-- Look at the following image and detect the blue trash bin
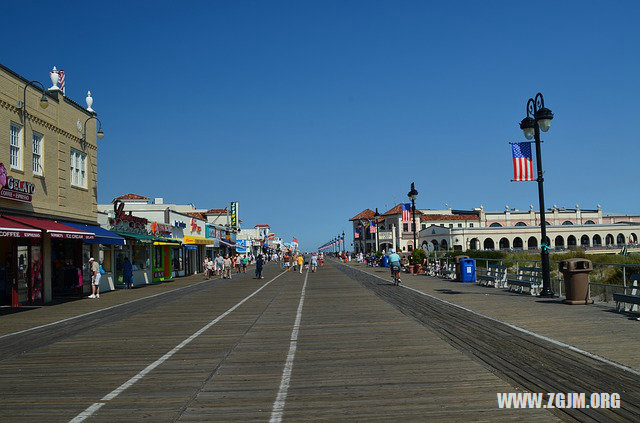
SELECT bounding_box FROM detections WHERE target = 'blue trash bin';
[460,258,476,282]
[383,256,389,267]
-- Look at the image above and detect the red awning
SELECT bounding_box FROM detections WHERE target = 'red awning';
[3,215,95,240]
[0,217,42,239]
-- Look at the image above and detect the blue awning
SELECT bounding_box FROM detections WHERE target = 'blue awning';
[62,222,125,246]
[184,245,198,251]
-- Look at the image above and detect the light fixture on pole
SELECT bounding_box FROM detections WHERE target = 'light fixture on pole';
[342,231,345,253]
[82,115,105,148]
[519,92,554,297]
[407,182,419,252]
[17,80,49,121]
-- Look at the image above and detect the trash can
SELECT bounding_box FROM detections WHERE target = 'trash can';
[460,258,476,282]
[383,256,389,268]
[454,255,469,282]
[559,258,594,305]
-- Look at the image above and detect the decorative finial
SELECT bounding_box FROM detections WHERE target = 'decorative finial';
[576,204,580,210]
[49,66,59,91]
[529,204,534,211]
[597,203,602,210]
[505,204,509,211]
[86,91,94,112]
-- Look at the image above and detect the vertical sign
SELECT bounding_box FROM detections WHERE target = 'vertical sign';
[230,201,238,228]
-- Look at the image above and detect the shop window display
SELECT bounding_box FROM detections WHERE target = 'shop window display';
[132,245,149,270]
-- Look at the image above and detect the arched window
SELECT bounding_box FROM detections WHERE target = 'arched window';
[440,239,448,250]
[499,237,510,250]
[431,240,439,251]
[567,235,577,247]
[585,220,596,225]
[407,244,414,251]
[580,235,590,247]
[592,235,602,246]
[527,236,538,249]
[513,237,523,249]
[605,234,614,246]
[555,236,565,248]
[484,238,495,250]
[470,238,480,250]
[562,221,574,225]
[515,222,527,226]
[632,233,638,244]
[617,233,626,245]
[490,222,502,227]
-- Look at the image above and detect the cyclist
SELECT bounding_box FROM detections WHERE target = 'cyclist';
[388,248,402,285]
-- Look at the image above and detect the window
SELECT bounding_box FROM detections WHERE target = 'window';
[470,223,474,227]
[70,148,87,187]
[32,132,43,175]
[449,224,453,228]
[458,224,462,227]
[421,224,426,230]
[403,223,408,232]
[132,245,149,269]
[10,122,23,170]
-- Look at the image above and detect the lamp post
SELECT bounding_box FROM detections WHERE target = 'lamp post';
[82,115,105,147]
[407,182,418,252]
[374,208,380,252]
[519,92,554,297]
[342,231,345,253]
[17,80,49,121]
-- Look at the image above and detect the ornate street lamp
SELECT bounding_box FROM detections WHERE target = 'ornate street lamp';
[17,80,49,120]
[407,182,418,252]
[82,115,105,148]
[519,92,554,297]
[341,231,345,253]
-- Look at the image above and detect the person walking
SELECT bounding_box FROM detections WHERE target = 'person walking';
[255,254,264,279]
[234,255,241,273]
[241,255,248,273]
[215,254,224,277]
[88,258,101,299]
[123,257,134,289]
[223,255,232,279]
[311,253,318,273]
[289,253,296,272]
[296,254,304,274]
[206,257,214,280]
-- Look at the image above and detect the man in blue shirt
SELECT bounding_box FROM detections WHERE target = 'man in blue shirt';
[388,249,402,284]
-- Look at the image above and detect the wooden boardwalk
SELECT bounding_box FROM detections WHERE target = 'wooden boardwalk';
[1,259,614,421]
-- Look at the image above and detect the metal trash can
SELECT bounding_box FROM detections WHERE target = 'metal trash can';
[559,258,594,305]
[454,255,469,281]
[460,258,476,282]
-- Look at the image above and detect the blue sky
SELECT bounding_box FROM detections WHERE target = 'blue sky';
[4,1,640,250]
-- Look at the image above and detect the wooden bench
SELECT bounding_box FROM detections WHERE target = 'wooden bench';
[507,266,543,296]
[477,264,508,288]
[613,276,640,313]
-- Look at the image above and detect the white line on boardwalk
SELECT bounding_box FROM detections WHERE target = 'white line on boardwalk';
[69,270,287,423]
[0,279,214,340]
[348,262,640,378]
[270,267,309,423]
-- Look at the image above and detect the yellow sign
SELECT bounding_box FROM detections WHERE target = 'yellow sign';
[183,236,210,245]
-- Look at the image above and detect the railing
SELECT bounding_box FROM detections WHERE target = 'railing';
[426,255,640,304]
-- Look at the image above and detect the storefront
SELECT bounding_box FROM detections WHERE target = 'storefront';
[183,236,208,275]
[0,215,95,305]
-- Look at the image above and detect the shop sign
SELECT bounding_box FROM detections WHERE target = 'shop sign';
[230,201,238,227]
[50,232,95,240]
[0,163,35,203]
[151,222,172,236]
[0,230,41,238]
[174,220,187,228]
[190,218,202,234]
[109,200,149,233]
[378,231,393,240]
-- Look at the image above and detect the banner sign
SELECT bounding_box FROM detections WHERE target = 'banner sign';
[236,239,247,253]
[230,202,238,227]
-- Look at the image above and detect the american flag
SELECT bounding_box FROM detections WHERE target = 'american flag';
[402,203,411,222]
[354,230,360,239]
[58,70,65,94]
[512,142,534,181]
[369,221,376,233]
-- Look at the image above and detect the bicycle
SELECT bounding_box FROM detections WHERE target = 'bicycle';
[391,264,401,286]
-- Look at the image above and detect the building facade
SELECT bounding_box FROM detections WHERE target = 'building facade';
[0,64,104,306]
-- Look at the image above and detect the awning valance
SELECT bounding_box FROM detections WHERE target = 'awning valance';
[4,215,95,240]
[62,222,125,246]
[0,217,42,239]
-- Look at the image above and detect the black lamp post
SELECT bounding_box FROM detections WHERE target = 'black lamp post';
[342,231,345,253]
[17,81,49,120]
[519,92,554,297]
[82,115,105,148]
[373,208,380,252]
[407,182,418,252]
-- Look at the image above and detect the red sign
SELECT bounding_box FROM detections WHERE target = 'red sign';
[111,200,148,229]
[50,232,95,240]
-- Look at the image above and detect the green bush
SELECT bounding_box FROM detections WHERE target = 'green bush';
[411,249,426,264]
